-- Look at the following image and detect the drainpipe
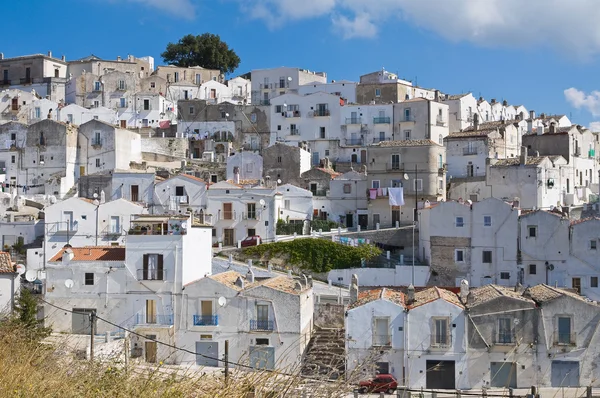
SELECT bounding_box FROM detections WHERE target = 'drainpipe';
[427,100,431,140]
[404,308,409,387]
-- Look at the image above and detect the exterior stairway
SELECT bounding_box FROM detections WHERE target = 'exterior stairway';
[301,326,346,380]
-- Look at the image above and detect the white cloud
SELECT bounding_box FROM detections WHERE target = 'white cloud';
[109,0,196,19]
[241,0,600,57]
[564,87,600,117]
[589,121,600,131]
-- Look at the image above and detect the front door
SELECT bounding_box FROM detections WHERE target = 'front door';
[120,120,127,128]
[223,229,234,246]
[392,207,401,226]
[131,185,139,202]
[490,362,517,388]
[146,299,156,324]
[80,166,85,177]
[426,360,455,389]
[360,150,367,164]
[145,341,157,363]
[551,361,580,387]
[110,216,120,234]
[71,308,95,334]
[358,214,368,229]
[572,278,581,294]
[249,346,275,370]
[345,213,353,228]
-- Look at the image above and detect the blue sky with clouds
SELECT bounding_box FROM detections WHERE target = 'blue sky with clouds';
[3,0,600,129]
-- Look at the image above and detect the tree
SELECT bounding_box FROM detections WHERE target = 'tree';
[12,289,50,341]
[161,33,241,75]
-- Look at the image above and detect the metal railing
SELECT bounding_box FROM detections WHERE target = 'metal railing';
[193,315,218,326]
[366,188,389,199]
[372,334,392,347]
[101,225,124,238]
[173,195,188,204]
[137,268,166,281]
[463,148,477,156]
[400,115,416,122]
[436,117,446,126]
[345,138,364,146]
[135,314,173,326]
[554,332,576,346]
[386,162,404,171]
[194,214,214,226]
[50,222,78,234]
[373,137,391,143]
[242,211,261,221]
[345,117,362,124]
[91,138,102,147]
[373,116,391,124]
[128,227,187,236]
[250,320,274,331]
[258,100,270,106]
[285,111,301,118]
[312,189,328,197]
[219,210,237,221]
[313,109,330,117]
[290,129,300,136]
[493,331,516,345]
[430,333,452,348]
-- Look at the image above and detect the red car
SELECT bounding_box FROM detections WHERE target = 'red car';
[240,235,261,247]
[358,374,398,394]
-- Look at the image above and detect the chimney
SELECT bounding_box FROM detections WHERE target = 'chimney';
[473,113,479,131]
[287,270,292,277]
[62,248,74,264]
[529,110,535,120]
[61,55,66,61]
[349,274,359,304]
[235,276,245,289]
[512,198,520,209]
[535,151,540,157]
[0,53,4,60]
[307,275,313,288]
[117,56,122,61]
[515,113,521,121]
[520,147,528,165]
[540,113,546,119]
[491,98,496,104]
[502,100,508,106]
[479,96,484,102]
[549,122,556,134]
[460,279,469,302]
[47,50,52,57]
[407,284,415,304]
[537,125,544,136]
[246,269,255,283]
[434,90,440,102]
[294,281,303,292]
[233,166,240,184]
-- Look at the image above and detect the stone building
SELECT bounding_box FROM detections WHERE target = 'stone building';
[262,143,312,186]
[153,65,221,85]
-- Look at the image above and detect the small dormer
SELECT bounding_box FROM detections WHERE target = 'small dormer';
[235,276,245,289]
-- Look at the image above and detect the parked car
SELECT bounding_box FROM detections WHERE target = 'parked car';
[240,235,261,247]
[358,374,398,394]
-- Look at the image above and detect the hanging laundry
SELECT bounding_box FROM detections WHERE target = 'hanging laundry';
[369,188,377,200]
[382,187,388,196]
[388,187,405,206]
[377,187,383,197]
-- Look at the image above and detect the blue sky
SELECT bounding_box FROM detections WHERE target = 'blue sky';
[3,0,600,129]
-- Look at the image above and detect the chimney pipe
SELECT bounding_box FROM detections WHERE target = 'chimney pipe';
[473,113,479,131]
[349,274,359,304]
[502,100,508,106]
[520,146,528,165]
[537,125,544,136]
[0,53,4,60]
[529,110,535,120]
[117,56,122,61]
[491,98,496,104]
[61,55,66,61]
[47,50,52,57]
[407,284,415,304]
[460,280,469,302]
[540,113,546,119]
[549,122,556,134]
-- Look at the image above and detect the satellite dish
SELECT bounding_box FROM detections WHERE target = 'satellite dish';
[181,222,187,229]
[277,179,282,184]
[547,263,555,271]
[513,319,520,325]
[25,270,37,282]
[16,264,26,275]
[64,279,74,289]
[403,173,409,180]
[287,76,292,81]
[259,199,266,206]
[218,296,227,307]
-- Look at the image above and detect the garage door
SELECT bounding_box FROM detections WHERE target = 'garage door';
[249,346,275,370]
[490,362,517,388]
[71,308,95,334]
[426,360,455,389]
[551,361,580,387]
[195,341,219,367]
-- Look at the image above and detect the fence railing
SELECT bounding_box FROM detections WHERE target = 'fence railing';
[250,320,274,331]
[135,314,173,326]
[372,334,392,347]
[137,268,166,281]
[193,315,218,326]
[373,116,391,124]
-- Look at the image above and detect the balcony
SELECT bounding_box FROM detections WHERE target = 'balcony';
[258,100,270,106]
[173,195,188,204]
[386,162,405,171]
[344,138,364,146]
[373,137,391,144]
[430,333,452,348]
[128,216,189,236]
[242,211,261,221]
[193,315,218,326]
[250,320,274,331]
[436,116,446,127]
[373,117,391,124]
[91,138,102,147]
[51,222,78,235]
[101,225,124,239]
[463,147,477,156]
[137,268,166,281]
[311,189,328,197]
[285,111,301,118]
[493,331,516,345]
[554,332,576,346]
[193,213,214,226]
[345,117,362,124]
[400,115,416,122]
[372,334,392,347]
[219,210,237,221]
[313,109,330,117]
[290,129,300,136]
[129,226,187,235]
[135,314,173,326]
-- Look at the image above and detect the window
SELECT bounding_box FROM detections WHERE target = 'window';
[11,155,15,164]
[143,254,164,280]
[373,214,380,225]
[95,158,101,168]
[39,155,44,164]
[94,81,101,91]
[413,179,422,192]
[497,318,513,344]
[256,338,269,345]
[591,240,597,250]
[39,131,45,146]
[325,150,330,156]
[284,200,290,210]
[93,100,99,108]
[404,130,411,140]
[482,250,492,263]
[500,272,510,280]
[195,74,201,84]
[455,217,464,227]
[247,203,256,219]
[528,226,537,238]
[84,273,94,286]
[34,107,41,119]
[175,186,184,196]
[150,82,156,88]
[432,317,450,347]
[67,114,73,123]
[557,317,572,345]
[212,228,216,237]
[319,127,326,139]
[143,99,150,110]
[120,98,126,108]
[591,276,598,288]
[375,88,381,97]
[277,156,282,163]
[483,216,492,227]
[118,80,126,90]
[404,108,411,121]
[455,249,464,262]
[529,264,537,275]
[372,180,380,189]
[174,72,179,82]
[189,106,194,115]
[343,184,352,194]
[275,105,282,113]
[391,154,401,170]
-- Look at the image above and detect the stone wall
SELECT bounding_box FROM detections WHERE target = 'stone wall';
[313,303,345,328]
[428,236,471,286]
[141,137,188,160]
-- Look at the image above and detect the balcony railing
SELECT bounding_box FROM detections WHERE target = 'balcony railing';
[493,331,516,345]
[0,79,10,86]
[312,189,328,197]
[463,148,477,156]
[193,315,218,326]
[242,211,261,221]
[372,334,392,347]
[173,195,188,204]
[285,111,301,118]
[50,222,78,234]
[250,320,274,331]
[400,116,416,122]
[128,227,187,236]
[101,225,124,238]
[345,117,362,124]
[219,210,237,221]
[313,109,330,117]
[259,100,270,106]
[135,313,173,326]
[91,139,102,147]
[430,333,452,348]
[137,268,166,281]
[386,162,405,171]
[345,138,364,146]
[554,332,576,346]
[194,213,214,226]
[373,137,391,143]
[373,117,391,124]
[436,117,446,126]
[290,129,300,136]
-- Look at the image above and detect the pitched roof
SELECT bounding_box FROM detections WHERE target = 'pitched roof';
[255,275,310,295]
[409,286,463,309]
[491,156,549,167]
[570,216,600,226]
[467,285,535,308]
[0,252,15,273]
[312,168,341,178]
[375,139,441,147]
[49,247,125,262]
[525,284,593,304]
[208,270,251,291]
[348,288,405,310]
[443,93,470,100]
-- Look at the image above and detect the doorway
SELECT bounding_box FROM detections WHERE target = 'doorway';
[392,207,400,226]
[345,213,353,228]
[120,120,127,128]
[145,340,157,363]
[358,214,368,229]
[223,229,234,246]
[425,360,455,389]
[71,308,95,334]
[551,361,579,387]
[146,299,157,324]
[79,166,85,177]
[131,185,139,202]
[360,150,367,164]
[490,362,517,388]
[572,278,581,294]
[196,341,218,366]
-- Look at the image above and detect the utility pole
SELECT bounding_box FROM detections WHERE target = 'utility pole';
[224,339,229,385]
[89,311,97,361]
[124,331,129,372]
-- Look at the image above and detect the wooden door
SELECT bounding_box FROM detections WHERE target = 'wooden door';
[146,300,156,324]
[131,185,139,202]
[79,166,85,176]
[145,341,157,363]
[223,229,234,246]
[223,203,233,220]
[120,120,127,128]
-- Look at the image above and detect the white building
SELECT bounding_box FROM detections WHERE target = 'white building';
[0,89,36,124]
[0,251,18,313]
[151,174,207,215]
[313,169,368,228]
[57,104,117,126]
[298,80,357,104]
[19,98,58,124]
[117,93,176,129]
[340,104,393,156]
[226,76,251,104]
[251,67,327,105]
[393,98,450,145]
[277,184,313,224]
[226,151,263,181]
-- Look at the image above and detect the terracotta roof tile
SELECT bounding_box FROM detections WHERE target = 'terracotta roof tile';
[255,275,310,295]
[491,156,548,167]
[409,286,463,309]
[348,288,405,310]
[467,285,535,308]
[375,139,442,147]
[0,252,15,273]
[49,247,125,262]
[178,174,206,184]
[208,270,251,291]
[525,284,593,304]
[570,217,600,226]
[314,168,341,177]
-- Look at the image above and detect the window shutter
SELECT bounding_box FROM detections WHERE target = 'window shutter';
[143,254,148,280]
[157,254,164,280]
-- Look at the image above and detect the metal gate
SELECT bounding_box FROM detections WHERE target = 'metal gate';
[490,362,517,388]
[551,361,580,387]
[71,308,95,334]
[249,346,275,370]
[196,341,219,367]
[426,360,455,389]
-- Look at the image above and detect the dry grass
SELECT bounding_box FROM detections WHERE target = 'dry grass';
[0,324,357,398]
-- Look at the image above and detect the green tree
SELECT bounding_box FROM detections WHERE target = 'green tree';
[161,33,241,75]
[12,289,50,340]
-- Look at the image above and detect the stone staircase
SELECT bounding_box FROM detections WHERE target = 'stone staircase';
[301,326,346,380]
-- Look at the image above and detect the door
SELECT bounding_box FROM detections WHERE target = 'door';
[361,150,367,164]
[79,166,85,177]
[146,299,156,324]
[120,120,127,128]
[130,185,139,202]
[142,119,149,127]
[71,309,95,334]
[351,153,358,163]
[392,208,401,226]
[312,151,320,166]
[110,216,120,234]
[350,111,357,123]
[374,318,389,346]
[63,211,74,231]
[572,278,581,294]
[195,341,219,366]
[223,229,234,246]
[201,300,213,319]
[145,341,157,363]
[345,213,353,228]
[490,362,517,388]
[358,214,368,230]
[249,346,275,370]
[551,361,580,387]
[425,360,455,389]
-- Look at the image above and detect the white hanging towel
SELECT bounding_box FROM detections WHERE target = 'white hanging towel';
[388,187,405,206]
